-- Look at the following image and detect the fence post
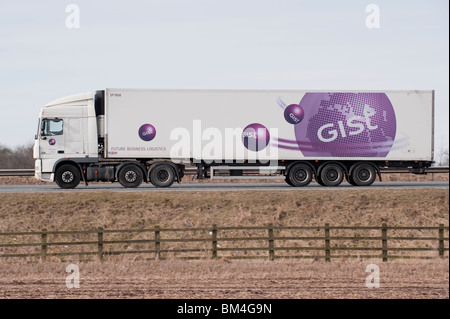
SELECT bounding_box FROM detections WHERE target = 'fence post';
[41,229,47,262]
[268,224,275,261]
[97,227,104,262]
[439,224,445,258]
[211,225,217,259]
[382,223,388,262]
[324,224,331,262]
[155,226,161,260]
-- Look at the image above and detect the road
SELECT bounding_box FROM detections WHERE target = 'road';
[0,181,448,193]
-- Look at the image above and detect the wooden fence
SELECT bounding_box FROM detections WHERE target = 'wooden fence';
[0,224,448,262]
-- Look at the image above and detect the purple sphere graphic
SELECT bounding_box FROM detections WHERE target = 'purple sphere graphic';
[138,124,156,142]
[294,93,396,157]
[284,104,304,125]
[49,139,56,146]
[242,123,270,151]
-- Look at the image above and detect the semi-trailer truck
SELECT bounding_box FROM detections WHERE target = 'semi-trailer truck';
[33,89,434,189]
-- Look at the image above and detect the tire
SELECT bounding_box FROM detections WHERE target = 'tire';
[351,163,377,186]
[346,174,358,186]
[150,164,176,188]
[285,176,294,186]
[118,164,143,188]
[287,163,313,187]
[55,164,81,189]
[319,163,344,187]
[316,174,326,186]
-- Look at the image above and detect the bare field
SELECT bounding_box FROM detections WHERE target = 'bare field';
[0,260,448,299]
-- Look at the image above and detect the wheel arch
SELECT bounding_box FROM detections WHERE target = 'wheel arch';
[53,159,84,183]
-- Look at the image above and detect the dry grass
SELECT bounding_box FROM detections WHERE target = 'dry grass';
[0,259,448,299]
[0,189,448,232]
[0,189,448,261]
[0,188,448,299]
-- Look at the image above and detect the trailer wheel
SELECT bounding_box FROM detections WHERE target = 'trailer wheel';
[55,164,81,189]
[284,176,294,186]
[351,163,377,186]
[346,174,358,186]
[118,164,143,188]
[150,164,176,188]
[287,163,313,187]
[315,174,325,186]
[319,163,344,187]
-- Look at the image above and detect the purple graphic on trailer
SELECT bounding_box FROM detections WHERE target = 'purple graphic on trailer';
[49,139,56,146]
[138,124,156,142]
[276,93,397,157]
[284,104,305,125]
[242,123,270,151]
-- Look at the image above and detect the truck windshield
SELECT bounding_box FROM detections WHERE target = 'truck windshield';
[41,119,63,136]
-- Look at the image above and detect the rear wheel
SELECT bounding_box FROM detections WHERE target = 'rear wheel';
[55,164,81,189]
[150,164,176,188]
[287,163,313,187]
[319,163,344,187]
[118,164,143,188]
[284,176,294,186]
[346,174,358,186]
[351,163,377,186]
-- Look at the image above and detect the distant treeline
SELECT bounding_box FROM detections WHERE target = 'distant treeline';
[0,144,34,169]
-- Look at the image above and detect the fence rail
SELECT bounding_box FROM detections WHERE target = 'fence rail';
[0,224,448,262]
[0,167,449,177]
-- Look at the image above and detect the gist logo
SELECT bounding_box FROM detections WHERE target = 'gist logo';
[138,124,156,142]
[242,123,270,152]
[294,93,397,157]
[317,104,378,143]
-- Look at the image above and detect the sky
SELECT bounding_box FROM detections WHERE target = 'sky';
[0,0,448,160]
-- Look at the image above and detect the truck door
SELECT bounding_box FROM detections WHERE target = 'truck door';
[39,118,65,158]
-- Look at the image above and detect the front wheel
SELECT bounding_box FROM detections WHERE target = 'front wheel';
[55,164,81,189]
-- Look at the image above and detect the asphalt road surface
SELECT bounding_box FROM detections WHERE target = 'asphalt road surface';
[0,181,448,193]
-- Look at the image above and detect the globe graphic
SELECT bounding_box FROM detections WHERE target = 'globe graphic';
[242,123,270,152]
[138,123,156,142]
[294,93,396,157]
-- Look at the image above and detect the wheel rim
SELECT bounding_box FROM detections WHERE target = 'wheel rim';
[294,169,307,182]
[125,171,137,183]
[62,171,74,183]
[357,168,371,181]
[325,169,339,182]
[156,169,169,182]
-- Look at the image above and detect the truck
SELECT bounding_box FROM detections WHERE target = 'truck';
[33,89,434,189]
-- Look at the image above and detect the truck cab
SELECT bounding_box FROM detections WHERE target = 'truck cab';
[33,92,98,184]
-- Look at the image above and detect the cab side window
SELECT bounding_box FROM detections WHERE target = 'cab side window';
[42,119,63,136]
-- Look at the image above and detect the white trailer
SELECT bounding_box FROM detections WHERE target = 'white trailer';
[33,89,434,188]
